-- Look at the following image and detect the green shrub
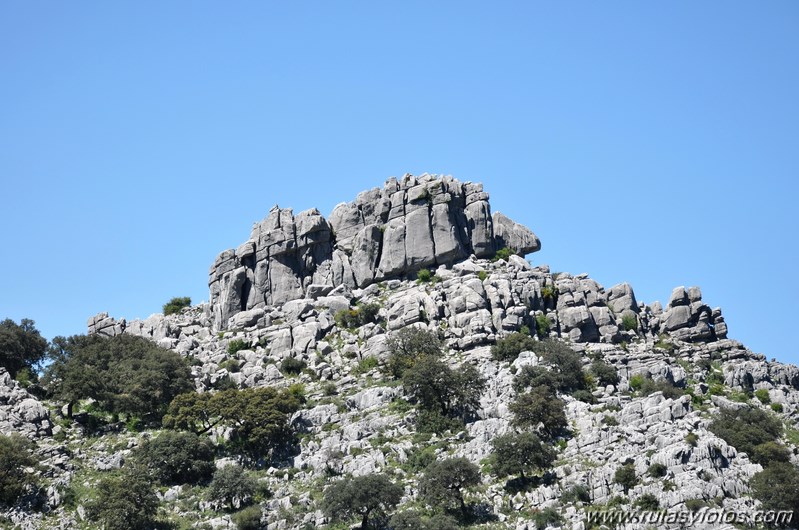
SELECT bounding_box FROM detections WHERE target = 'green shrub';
[492,246,513,262]
[419,458,481,521]
[535,313,550,338]
[0,434,38,506]
[634,493,660,510]
[390,510,459,530]
[417,269,433,283]
[629,374,645,391]
[0,318,47,379]
[489,432,556,480]
[220,359,241,373]
[353,356,379,375]
[531,507,562,528]
[708,406,782,462]
[415,409,464,434]
[477,270,488,282]
[621,314,639,332]
[531,339,587,393]
[752,441,791,465]
[685,433,699,447]
[614,463,638,493]
[561,484,591,504]
[131,431,214,485]
[591,360,620,387]
[603,415,619,426]
[491,332,536,362]
[509,386,567,441]
[749,464,799,519]
[88,467,159,530]
[755,389,771,405]
[647,462,668,478]
[630,374,683,399]
[280,357,306,376]
[163,296,191,315]
[227,339,248,355]
[232,505,263,530]
[321,473,403,529]
[684,498,709,512]
[334,303,381,329]
[771,403,784,413]
[385,327,443,379]
[208,465,257,511]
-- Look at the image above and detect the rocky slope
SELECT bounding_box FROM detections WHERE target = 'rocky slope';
[3,174,799,530]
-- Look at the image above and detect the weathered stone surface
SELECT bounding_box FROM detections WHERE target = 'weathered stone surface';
[209,175,540,329]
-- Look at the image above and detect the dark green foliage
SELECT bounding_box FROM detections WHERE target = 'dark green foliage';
[620,314,638,332]
[45,334,192,421]
[708,407,782,463]
[385,327,444,379]
[208,465,257,511]
[163,296,192,315]
[749,465,799,522]
[561,484,591,504]
[389,511,459,530]
[415,409,465,435]
[401,356,485,423]
[491,332,536,362]
[88,467,159,530]
[334,303,381,329]
[647,462,668,478]
[509,386,568,441]
[490,432,555,480]
[614,464,638,493]
[685,432,699,447]
[417,269,433,283]
[131,431,214,485]
[535,313,550,339]
[164,387,300,461]
[755,388,771,404]
[634,493,659,510]
[492,247,512,262]
[684,498,709,512]
[0,434,38,506]
[280,357,306,376]
[531,507,561,529]
[531,339,586,393]
[227,339,248,355]
[631,375,684,399]
[232,505,263,530]
[591,360,620,387]
[512,365,558,394]
[419,457,481,520]
[752,441,791,465]
[321,473,403,529]
[0,318,47,379]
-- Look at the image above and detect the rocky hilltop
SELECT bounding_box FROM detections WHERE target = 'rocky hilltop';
[4,175,799,530]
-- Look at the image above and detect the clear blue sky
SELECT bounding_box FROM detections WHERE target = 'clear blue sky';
[1,2,797,364]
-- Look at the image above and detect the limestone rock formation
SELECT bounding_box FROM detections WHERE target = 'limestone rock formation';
[208,174,540,330]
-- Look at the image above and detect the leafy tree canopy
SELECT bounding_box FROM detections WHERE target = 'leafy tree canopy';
[419,457,481,520]
[386,327,444,379]
[708,406,783,463]
[509,386,568,441]
[490,431,556,480]
[88,467,159,530]
[163,296,192,315]
[0,318,48,379]
[131,430,215,485]
[321,473,403,529]
[0,434,38,506]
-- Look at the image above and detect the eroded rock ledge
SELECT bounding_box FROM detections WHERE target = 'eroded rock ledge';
[208,174,540,330]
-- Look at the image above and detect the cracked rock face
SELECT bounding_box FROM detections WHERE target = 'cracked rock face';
[208,174,540,330]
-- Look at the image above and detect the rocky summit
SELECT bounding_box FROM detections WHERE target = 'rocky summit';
[4,174,799,530]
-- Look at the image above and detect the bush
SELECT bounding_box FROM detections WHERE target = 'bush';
[88,467,159,530]
[531,507,562,528]
[752,441,791,465]
[228,339,248,355]
[490,432,555,480]
[45,334,193,421]
[561,484,591,504]
[163,296,191,315]
[419,458,481,521]
[513,365,558,394]
[415,409,464,434]
[280,357,306,376]
[614,463,638,493]
[755,388,771,404]
[493,246,513,262]
[390,511,459,530]
[531,339,586,393]
[535,313,550,338]
[771,403,784,413]
[417,269,433,283]
[647,462,668,478]
[354,356,379,375]
[386,327,443,379]
[401,356,485,422]
[749,464,799,520]
[591,360,620,387]
[685,433,699,447]
[621,314,639,332]
[510,386,568,441]
[232,505,263,530]
[630,375,683,399]
[491,332,536,362]
[321,473,403,529]
[0,434,38,506]
[708,406,782,463]
[0,318,47,379]
[208,465,257,511]
[334,303,381,330]
[131,431,215,485]
[634,493,660,510]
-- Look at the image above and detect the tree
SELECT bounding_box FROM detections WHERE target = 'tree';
[708,406,783,462]
[386,327,444,379]
[164,387,301,462]
[512,365,558,394]
[490,432,556,480]
[321,473,403,529]
[0,318,48,379]
[208,464,257,511]
[45,334,192,421]
[419,458,481,520]
[0,434,38,506]
[401,357,485,427]
[163,296,192,315]
[491,332,536,362]
[509,386,568,441]
[532,339,586,393]
[749,464,799,521]
[614,463,638,493]
[591,359,620,387]
[131,430,215,485]
[88,467,159,530]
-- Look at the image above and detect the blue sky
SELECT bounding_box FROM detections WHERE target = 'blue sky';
[1,2,797,364]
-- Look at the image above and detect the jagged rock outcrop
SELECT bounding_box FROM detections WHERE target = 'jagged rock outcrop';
[208,174,540,330]
[0,368,51,438]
